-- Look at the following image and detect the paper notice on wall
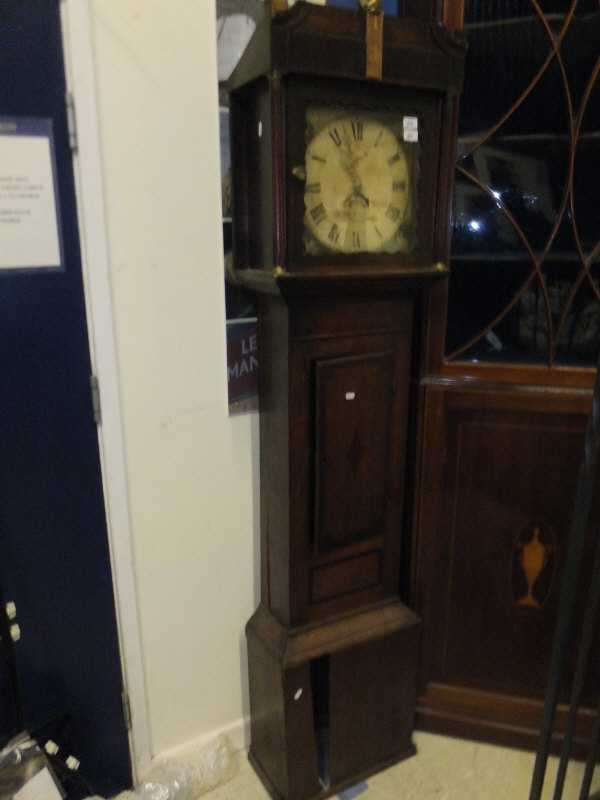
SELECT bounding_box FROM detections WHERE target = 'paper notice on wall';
[0,117,63,271]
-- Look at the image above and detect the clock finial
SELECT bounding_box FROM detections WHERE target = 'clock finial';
[359,0,382,12]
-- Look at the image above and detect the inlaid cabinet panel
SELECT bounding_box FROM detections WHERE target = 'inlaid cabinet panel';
[314,350,395,553]
[413,384,600,748]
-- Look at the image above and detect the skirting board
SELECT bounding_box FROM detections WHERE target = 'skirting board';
[154,716,250,764]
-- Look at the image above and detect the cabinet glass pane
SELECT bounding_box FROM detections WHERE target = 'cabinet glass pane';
[446,0,600,367]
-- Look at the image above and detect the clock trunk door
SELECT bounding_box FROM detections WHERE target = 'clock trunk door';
[313,350,395,552]
[282,293,415,625]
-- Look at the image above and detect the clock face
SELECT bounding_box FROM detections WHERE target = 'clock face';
[303,107,416,256]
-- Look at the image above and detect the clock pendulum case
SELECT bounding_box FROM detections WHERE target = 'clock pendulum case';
[227,3,465,798]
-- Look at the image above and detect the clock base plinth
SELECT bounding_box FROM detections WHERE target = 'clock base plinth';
[247,741,416,800]
[246,600,420,800]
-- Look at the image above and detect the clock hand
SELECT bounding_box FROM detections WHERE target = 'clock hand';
[344,190,370,225]
[339,151,367,198]
[346,158,370,206]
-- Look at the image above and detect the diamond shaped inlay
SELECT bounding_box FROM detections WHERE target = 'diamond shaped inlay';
[346,427,366,474]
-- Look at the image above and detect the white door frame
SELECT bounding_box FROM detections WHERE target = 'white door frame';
[59,0,152,782]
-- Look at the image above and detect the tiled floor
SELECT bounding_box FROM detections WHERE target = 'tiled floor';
[206,731,600,800]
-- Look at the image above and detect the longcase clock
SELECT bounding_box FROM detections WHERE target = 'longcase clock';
[227,3,465,798]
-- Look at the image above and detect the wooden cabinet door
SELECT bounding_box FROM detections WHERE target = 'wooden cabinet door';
[413,385,600,750]
[314,350,395,553]
[288,302,413,625]
[328,628,418,786]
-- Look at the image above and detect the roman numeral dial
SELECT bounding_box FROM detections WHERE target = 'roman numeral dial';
[303,113,412,255]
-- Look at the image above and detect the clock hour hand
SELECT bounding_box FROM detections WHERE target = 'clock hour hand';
[339,151,369,205]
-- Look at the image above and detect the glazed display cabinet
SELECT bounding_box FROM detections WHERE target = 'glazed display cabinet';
[411,0,600,754]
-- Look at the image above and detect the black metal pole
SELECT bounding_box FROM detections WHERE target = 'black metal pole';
[529,353,600,800]
[578,692,600,800]
[552,526,600,800]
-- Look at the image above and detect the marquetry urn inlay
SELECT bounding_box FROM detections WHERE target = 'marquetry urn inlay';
[511,521,556,609]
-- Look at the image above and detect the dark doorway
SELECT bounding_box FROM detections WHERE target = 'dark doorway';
[0,2,133,796]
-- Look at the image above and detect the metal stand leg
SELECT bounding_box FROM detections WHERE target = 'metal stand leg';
[529,354,600,800]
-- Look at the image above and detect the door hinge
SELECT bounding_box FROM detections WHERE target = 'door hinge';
[90,375,102,425]
[65,92,78,152]
[121,692,132,732]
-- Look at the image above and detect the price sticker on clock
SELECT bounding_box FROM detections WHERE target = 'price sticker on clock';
[403,116,419,142]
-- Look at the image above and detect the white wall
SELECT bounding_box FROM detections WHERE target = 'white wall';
[85,0,259,760]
